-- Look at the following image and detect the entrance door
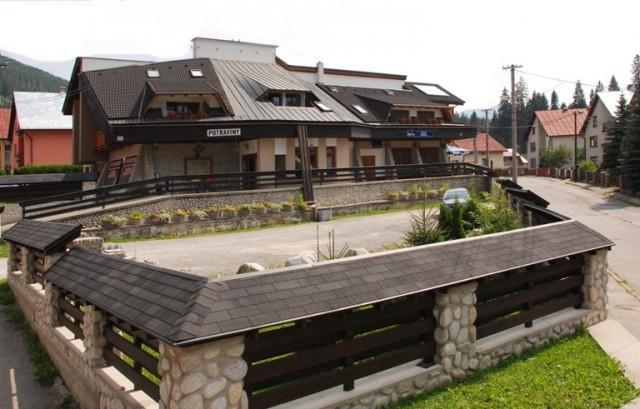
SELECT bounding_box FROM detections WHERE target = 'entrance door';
[420,147,440,164]
[392,148,413,164]
[361,155,376,180]
[241,154,257,189]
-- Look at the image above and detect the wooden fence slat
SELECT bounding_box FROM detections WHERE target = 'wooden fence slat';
[59,314,83,339]
[104,327,160,377]
[59,297,84,322]
[103,349,160,401]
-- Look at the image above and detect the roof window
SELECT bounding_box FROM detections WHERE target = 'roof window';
[147,69,160,78]
[314,101,333,112]
[329,87,340,93]
[190,69,204,78]
[352,104,368,114]
[414,84,448,97]
[385,90,395,95]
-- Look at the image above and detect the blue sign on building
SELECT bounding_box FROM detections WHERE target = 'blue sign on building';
[407,129,434,138]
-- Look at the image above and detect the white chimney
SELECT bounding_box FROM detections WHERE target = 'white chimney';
[191,37,278,63]
[317,61,325,84]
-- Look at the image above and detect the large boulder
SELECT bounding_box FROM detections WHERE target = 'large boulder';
[236,263,266,274]
[285,251,316,267]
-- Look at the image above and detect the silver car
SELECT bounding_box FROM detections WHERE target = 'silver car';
[442,188,470,207]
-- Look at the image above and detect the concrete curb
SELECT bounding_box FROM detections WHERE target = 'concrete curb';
[589,319,640,389]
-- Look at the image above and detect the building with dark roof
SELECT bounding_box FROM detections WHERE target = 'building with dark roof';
[64,38,475,185]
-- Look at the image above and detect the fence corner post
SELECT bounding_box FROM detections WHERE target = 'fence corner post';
[44,282,61,328]
[158,335,248,409]
[6,243,18,276]
[582,249,609,325]
[82,305,106,367]
[434,282,478,380]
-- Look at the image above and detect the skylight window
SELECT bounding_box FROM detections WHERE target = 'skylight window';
[190,69,204,78]
[329,87,340,93]
[314,101,333,112]
[415,84,448,97]
[352,104,368,114]
[385,90,395,95]
[147,69,160,78]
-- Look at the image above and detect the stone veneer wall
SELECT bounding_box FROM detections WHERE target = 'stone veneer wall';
[582,249,609,325]
[7,248,157,409]
[158,336,248,409]
[53,175,489,228]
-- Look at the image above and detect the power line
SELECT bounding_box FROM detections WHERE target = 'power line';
[515,70,599,88]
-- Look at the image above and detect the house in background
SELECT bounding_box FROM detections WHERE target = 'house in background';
[63,38,475,186]
[453,133,506,169]
[8,91,73,169]
[525,108,587,169]
[0,108,10,170]
[503,148,528,169]
[581,90,634,166]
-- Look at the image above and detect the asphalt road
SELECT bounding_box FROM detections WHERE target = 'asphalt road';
[518,176,640,339]
[120,211,416,278]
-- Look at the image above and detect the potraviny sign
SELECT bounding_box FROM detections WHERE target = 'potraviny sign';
[207,128,241,137]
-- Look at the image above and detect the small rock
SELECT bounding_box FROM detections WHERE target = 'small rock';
[179,394,203,409]
[285,251,316,266]
[222,361,248,381]
[236,263,266,274]
[345,248,370,257]
[205,362,220,378]
[203,379,227,399]
[210,397,227,409]
[180,373,206,395]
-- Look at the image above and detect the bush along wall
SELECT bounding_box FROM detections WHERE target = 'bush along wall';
[12,164,84,175]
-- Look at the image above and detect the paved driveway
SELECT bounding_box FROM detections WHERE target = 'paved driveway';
[120,211,415,278]
[519,176,640,339]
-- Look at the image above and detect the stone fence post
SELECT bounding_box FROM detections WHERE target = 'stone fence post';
[582,249,609,325]
[82,305,106,367]
[7,243,18,274]
[433,282,478,380]
[158,335,248,409]
[20,246,34,284]
[44,282,61,328]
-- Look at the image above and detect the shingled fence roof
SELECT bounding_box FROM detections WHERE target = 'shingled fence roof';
[40,219,612,346]
[3,219,81,253]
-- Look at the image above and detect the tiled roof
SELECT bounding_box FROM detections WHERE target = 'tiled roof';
[42,219,613,346]
[535,109,588,137]
[2,219,81,253]
[82,58,233,119]
[46,247,208,341]
[12,92,72,130]
[0,108,10,139]
[454,133,507,152]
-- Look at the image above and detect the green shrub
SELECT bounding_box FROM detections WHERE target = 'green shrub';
[579,159,598,173]
[404,204,445,246]
[539,146,572,168]
[438,203,466,240]
[191,210,208,220]
[13,164,83,175]
[388,192,400,201]
[127,210,145,220]
[479,191,522,234]
[297,201,309,212]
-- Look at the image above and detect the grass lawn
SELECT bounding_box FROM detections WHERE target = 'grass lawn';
[390,330,638,409]
[0,241,8,258]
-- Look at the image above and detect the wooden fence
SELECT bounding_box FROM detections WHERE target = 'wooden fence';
[244,292,436,409]
[475,256,584,339]
[58,289,85,340]
[20,162,491,219]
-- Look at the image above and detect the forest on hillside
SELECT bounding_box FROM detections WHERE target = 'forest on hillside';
[0,54,68,107]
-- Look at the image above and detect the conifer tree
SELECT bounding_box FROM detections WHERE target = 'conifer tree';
[596,81,605,92]
[560,102,567,109]
[602,94,627,173]
[632,54,640,90]
[620,90,640,193]
[589,89,595,105]
[569,80,587,108]
[608,75,620,91]
[551,91,559,110]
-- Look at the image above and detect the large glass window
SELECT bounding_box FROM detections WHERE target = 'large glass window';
[417,111,435,123]
[285,93,301,107]
[268,93,283,106]
[389,110,409,123]
[166,102,200,114]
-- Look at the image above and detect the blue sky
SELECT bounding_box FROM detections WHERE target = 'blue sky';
[1,0,639,110]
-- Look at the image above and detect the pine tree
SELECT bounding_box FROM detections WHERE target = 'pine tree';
[551,91,559,110]
[469,111,479,126]
[493,88,512,146]
[620,91,640,193]
[601,94,627,173]
[596,81,605,92]
[589,89,595,105]
[632,54,640,90]
[608,75,620,91]
[560,102,567,109]
[569,80,587,108]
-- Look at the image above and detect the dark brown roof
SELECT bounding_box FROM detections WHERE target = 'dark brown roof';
[3,219,81,253]
[146,79,221,95]
[81,58,233,119]
[46,247,208,341]
[41,218,611,346]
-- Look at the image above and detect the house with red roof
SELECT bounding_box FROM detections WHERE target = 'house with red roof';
[526,108,587,169]
[453,133,507,169]
[0,108,10,170]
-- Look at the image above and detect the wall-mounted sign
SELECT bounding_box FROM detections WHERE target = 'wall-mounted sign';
[407,129,434,138]
[207,128,241,137]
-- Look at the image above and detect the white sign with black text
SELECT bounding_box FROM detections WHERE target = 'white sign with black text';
[207,128,241,137]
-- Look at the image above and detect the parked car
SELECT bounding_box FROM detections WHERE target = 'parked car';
[442,188,470,207]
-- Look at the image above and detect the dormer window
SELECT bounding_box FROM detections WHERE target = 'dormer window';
[147,69,160,78]
[285,93,301,107]
[267,93,283,106]
[190,69,204,78]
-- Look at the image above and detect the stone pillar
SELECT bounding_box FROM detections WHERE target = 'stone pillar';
[433,282,478,380]
[20,246,34,284]
[44,282,61,327]
[72,237,104,253]
[44,252,65,271]
[158,335,248,409]
[6,242,18,273]
[82,305,106,367]
[582,250,609,325]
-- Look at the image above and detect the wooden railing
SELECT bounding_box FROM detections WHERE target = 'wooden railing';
[58,289,85,340]
[103,315,160,401]
[475,256,584,339]
[244,291,436,409]
[21,162,491,219]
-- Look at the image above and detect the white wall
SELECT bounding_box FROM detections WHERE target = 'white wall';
[584,100,611,165]
[80,57,150,72]
[192,37,277,63]
[293,71,405,90]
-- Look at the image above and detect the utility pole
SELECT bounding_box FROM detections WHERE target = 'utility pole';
[483,109,490,167]
[573,110,580,182]
[473,130,478,164]
[503,64,522,183]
